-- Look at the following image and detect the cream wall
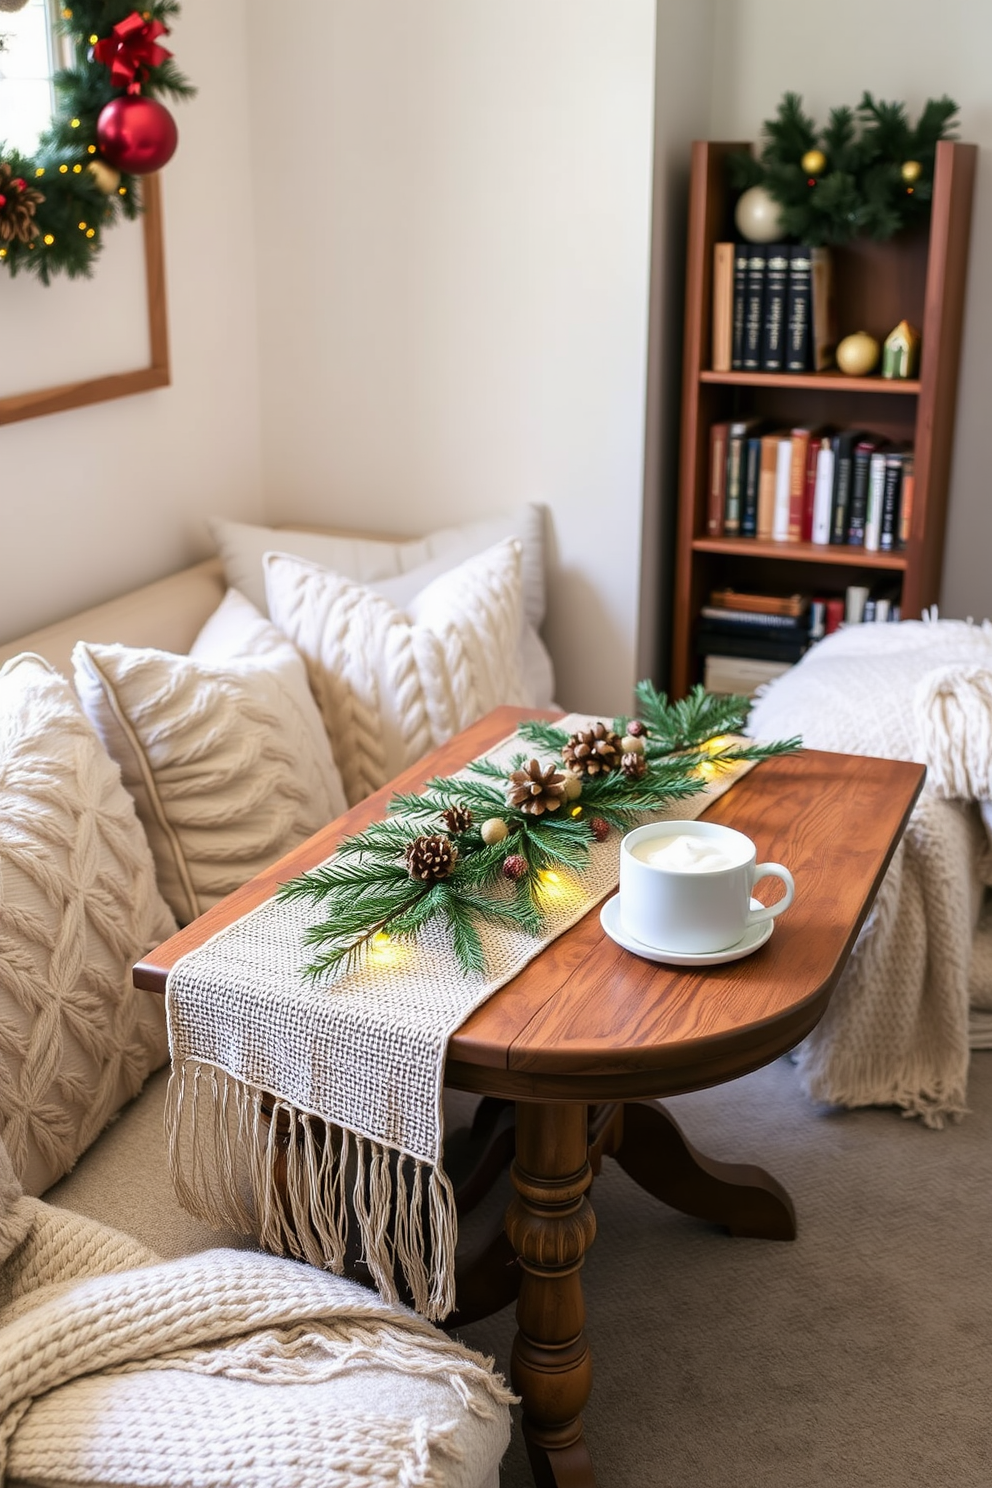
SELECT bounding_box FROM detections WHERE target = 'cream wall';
[0,0,264,644]
[247,0,710,714]
[710,0,992,622]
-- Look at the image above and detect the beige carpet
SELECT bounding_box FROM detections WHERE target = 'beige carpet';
[457,1052,992,1488]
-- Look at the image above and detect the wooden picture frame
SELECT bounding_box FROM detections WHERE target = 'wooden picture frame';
[0,172,170,426]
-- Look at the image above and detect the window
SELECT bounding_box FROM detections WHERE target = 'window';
[0,0,60,156]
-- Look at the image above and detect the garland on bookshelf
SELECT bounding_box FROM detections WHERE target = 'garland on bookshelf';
[706,419,914,553]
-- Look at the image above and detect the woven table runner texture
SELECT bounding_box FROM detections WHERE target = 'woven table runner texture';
[165,717,754,1317]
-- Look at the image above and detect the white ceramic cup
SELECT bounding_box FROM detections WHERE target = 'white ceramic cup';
[618,820,795,955]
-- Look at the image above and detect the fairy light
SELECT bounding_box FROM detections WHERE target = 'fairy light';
[368,932,409,969]
[35,167,45,177]
[43,234,54,245]
[59,164,68,174]
[78,221,87,230]
[87,145,96,154]
[86,228,95,238]
[70,118,80,128]
[89,33,98,43]
[72,164,82,173]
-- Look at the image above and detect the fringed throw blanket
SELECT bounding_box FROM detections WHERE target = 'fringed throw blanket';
[749,618,992,1127]
[166,718,754,1319]
[0,1180,512,1488]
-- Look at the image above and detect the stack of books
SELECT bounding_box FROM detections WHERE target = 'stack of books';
[711,242,836,374]
[706,422,914,550]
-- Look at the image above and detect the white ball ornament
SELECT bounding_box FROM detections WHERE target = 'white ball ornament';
[480,817,509,845]
[734,185,785,244]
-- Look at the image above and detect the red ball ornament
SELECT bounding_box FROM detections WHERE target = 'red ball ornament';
[96,95,178,174]
[589,817,610,843]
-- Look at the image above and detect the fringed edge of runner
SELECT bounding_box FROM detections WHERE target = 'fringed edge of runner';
[165,1059,458,1321]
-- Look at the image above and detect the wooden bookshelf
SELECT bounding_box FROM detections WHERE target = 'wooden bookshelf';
[671,138,977,698]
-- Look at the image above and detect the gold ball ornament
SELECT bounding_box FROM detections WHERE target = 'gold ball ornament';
[801,148,827,176]
[87,159,121,194]
[480,817,509,846]
[561,773,582,801]
[734,185,785,244]
[620,734,645,755]
[901,159,923,184]
[835,331,881,377]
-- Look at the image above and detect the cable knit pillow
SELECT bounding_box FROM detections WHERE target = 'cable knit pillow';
[73,589,348,926]
[265,539,528,806]
[0,654,176,1197]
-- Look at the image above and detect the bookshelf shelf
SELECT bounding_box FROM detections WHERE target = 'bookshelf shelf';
[698,370,922,395]
[671,138,977,697]
[691,537,907,570]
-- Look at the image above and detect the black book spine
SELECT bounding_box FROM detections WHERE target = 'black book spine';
[731,244,749,370]
[695,626,809,663]
[739,435,762,538]
[784,245,811,372]
[846,446,873,546]
[879,454,905,551]
[760,244,789,371]
[742,248,766,371]
[829,435,857,546]
[724,427,746,536]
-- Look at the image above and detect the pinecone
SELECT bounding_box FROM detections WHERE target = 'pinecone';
[562,722,622,778]
[0,165,44,246]
[405,834,457,884]
[440,804,473,834]
[622,750,647,780]
[507,759,566,816]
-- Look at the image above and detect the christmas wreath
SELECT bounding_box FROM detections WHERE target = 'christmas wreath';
[728,91,960,246]
[0,1,193,283]
[279,682,802,978]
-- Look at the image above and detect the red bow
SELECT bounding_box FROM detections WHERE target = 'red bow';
[93,11,172,91]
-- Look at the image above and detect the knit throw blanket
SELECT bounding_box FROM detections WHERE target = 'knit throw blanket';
[0,1185,513,1488]
[165,718,754,1319]
[749,618,992,1128]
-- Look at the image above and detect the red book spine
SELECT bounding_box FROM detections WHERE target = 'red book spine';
[787,429,811,542]
[801,434,821,542]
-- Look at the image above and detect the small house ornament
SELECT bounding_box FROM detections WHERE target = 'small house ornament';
[882,320,921,379]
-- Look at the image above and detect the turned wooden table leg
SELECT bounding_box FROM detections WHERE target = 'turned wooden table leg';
[506,1101,598,1488]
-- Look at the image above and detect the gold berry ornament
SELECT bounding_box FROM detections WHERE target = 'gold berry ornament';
[901,159,923,184]
[835,331,881,377]
[86,159,121,194]
[480,817,509,845]
[561,773,582,802]
[620,734,644,755]
[801,148,827,176]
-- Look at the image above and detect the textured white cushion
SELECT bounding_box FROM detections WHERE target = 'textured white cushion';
[209,508,556,710]
[265,540,529,806]
[0,655,176,1197]
[72,590,348,926]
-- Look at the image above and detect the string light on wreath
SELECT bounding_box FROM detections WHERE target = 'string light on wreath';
[0,1,194,283]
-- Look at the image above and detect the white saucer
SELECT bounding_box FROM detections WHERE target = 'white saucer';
[599,894,774,967]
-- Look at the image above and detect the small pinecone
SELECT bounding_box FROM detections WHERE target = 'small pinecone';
[440,804,473,834]
[0,165,44,245]
[562,722,623,778]
[507,759,567,816]
[589,817,610,843]
[622,750,647,780]
[503,854,529,882]
[405,833,457,884]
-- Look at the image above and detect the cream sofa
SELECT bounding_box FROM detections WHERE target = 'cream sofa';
[0,511,556,1488]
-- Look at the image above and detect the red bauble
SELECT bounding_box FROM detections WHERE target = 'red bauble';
[96,95,178,174]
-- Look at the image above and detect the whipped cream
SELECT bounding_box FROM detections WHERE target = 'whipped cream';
[631,833,743,873]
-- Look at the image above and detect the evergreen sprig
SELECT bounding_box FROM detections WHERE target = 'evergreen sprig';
[279,688,802,980]
[727,90,959,246]
[0,1,194,282]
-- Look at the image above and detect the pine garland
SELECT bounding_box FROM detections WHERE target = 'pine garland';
[728,91,959,246]
[279,683,802,978]
[0,2,194,282]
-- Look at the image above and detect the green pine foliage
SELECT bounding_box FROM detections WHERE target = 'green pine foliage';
[280,691,802,979]
[727,90,959,246]
[0,1,193,282]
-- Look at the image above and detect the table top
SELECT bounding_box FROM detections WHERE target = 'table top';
[134,707,925,1104]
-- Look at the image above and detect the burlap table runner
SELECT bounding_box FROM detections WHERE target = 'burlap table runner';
[166,717,755,1319]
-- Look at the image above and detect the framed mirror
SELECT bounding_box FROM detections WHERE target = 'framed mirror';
[0,1,170,426]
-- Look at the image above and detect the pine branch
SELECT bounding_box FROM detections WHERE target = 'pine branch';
[516,720,571,752]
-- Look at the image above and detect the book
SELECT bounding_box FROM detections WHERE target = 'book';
[810,246,836,370]
[742,246,767,371]
[699,607,807,635]
[771,435,793,542]
[800,428,826,542]
[724,418,761,536]
[756,432,782,539]
[703,654,794,697]
[740,434,763,538]
[731,244,749,370]
[824,597,845,634]
[879,451,906,551]
[708,588,808,617]
[711,242,735,372]
[706,421,730,538]
[808,598,827,640]
[786,426,825,543]
[829,429,866,545]
[695,625,808,664]
[845,585,870,624]
[810,437,835,545]
[898,453,915,547]
[864,450,888,551]
[847,436,886,546]
[784,245,812,372]
[760,244,790,372]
